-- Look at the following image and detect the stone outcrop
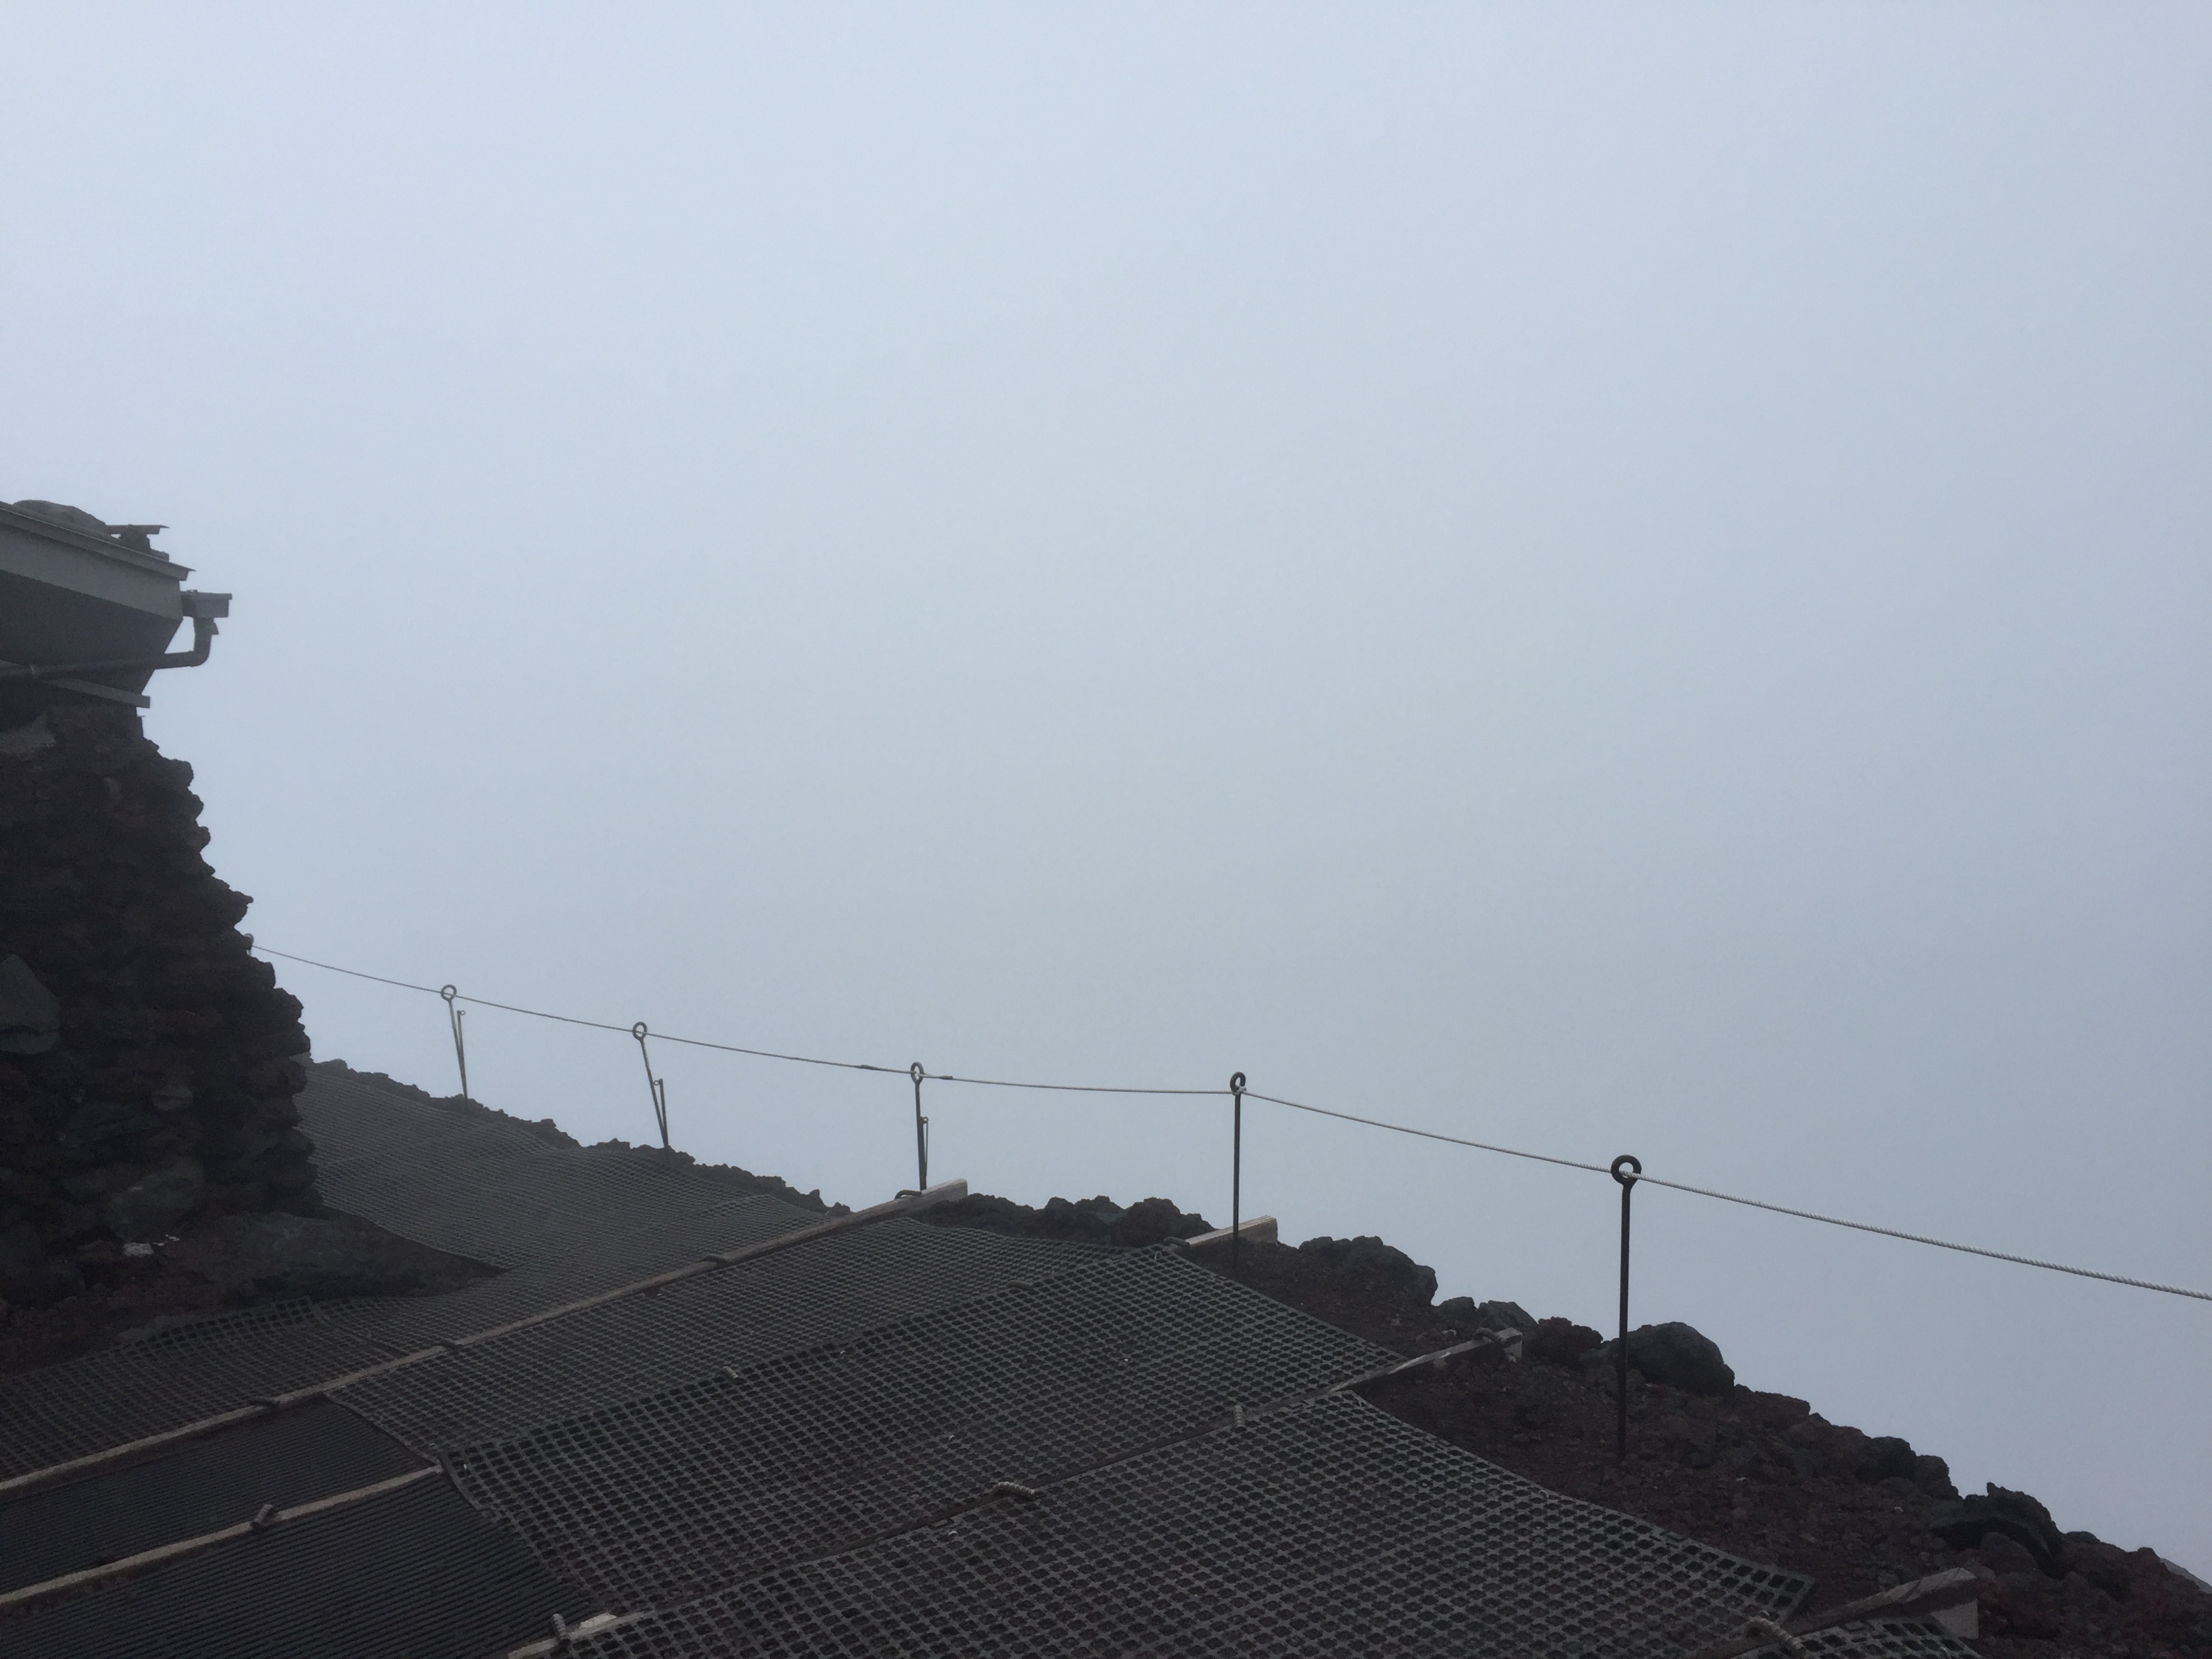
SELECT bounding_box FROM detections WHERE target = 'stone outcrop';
[923,1191,1210,1249]
[1599,1319,1738,1395]
[0,702,316,1307]
[1296,1231,1439,1304]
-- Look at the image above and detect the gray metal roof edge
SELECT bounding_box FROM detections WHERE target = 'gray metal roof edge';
[0,501,192,579]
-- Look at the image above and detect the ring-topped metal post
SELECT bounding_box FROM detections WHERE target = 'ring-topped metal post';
[1612,1153,1641,1465]
[632,1022,671,1155]
[440,985,468,1101]
[1229,1071,1247,1275]
[911,1063,929,1191]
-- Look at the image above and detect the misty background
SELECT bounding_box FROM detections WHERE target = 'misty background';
[5,3,2207,1572]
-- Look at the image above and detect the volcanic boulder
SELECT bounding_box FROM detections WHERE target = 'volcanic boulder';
[1297,1234,1439,1305]
[1599,1320,1736,1395]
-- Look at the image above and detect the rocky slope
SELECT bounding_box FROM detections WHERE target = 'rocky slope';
[310,1061,848,1216]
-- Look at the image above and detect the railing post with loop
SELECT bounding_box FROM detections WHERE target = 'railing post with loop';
[632,1023,672,1156]
[1612,1153,1641,1465]
[440,985,468,1101]
[909,1063,929,1191]
[1229,1071,1246,1276]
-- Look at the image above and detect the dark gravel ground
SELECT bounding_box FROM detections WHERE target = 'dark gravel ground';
[312,1061,851,1216]
[923,1191,2212,1659]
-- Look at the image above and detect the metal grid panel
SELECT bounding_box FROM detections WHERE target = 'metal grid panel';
[1782,1622,1982,1659]
[327,1194,832,1350]
[0,1301,390,1478]
[569,1393,1810,1659]
[337,1219,1119,1453]
[0,1061,1848,1658]
[310,1147,557,1268]
[0,1400,422,1594]
[0,1193,814,1478]
[0,1467,591,1659]
[447,1248,1397,1607]
[0,1211,790,1479]
[0,1214,1098,1480]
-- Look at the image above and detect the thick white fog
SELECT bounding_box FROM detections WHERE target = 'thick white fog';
[4,5,2207,1570]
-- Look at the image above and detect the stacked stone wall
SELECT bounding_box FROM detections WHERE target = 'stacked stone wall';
[0,701,316,1306]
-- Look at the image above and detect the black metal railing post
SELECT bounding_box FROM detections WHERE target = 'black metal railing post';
[911,1063,929,1191]
[632,1022,671,1155]
[1611,1153,1641,1465]
[1229,1071,1246,1275]
[440,985,468,1101]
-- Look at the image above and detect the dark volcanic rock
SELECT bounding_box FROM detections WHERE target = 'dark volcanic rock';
[0,955,60,1054]
[1296,1234,1437,1305]
[102,1155,207,1240]
[922,1191,1212,1249]
[314,1062,586,1152]
[0,1217,83,1307]
[1111,1197,1215,1248]
[1931,1483,2070,1576]
[1600,1321,1735,1395]
[1524,1315,1604,1368]
[0,702,319,1256]
[1914,1452,1959,1500]
[1435,1294,1538,1332]
[310,1061,851,1216]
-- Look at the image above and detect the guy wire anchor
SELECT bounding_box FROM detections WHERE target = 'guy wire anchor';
[910,1063,929,1191]
[1612,1153,1641,1465]
[440,985,468,1101]
[632,1023,672,1157]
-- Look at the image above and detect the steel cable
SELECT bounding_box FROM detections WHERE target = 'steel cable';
[251,947,1218,1094]
[1245,1089,2210,1303]
[251,945,2209,1304]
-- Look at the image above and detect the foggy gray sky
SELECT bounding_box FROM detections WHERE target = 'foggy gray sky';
[6,4,2209,1570]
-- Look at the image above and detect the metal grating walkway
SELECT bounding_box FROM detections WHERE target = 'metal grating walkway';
[336,1218,1116,1454]
[0,1299,390,1478]
[447,1248,1396,1607]
[1782,1626,1984,1659]
[0,1400,421,1596]
[0,1068,1982,1659]
[565,1393,1824,1659]
[0,1465,590,1659]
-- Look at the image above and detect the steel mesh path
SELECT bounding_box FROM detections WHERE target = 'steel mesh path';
[0,1068,1983,1659]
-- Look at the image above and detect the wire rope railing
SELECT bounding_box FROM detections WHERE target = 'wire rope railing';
[249,943,2211,1307]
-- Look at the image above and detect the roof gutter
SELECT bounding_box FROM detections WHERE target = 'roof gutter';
[0,592,229,687]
